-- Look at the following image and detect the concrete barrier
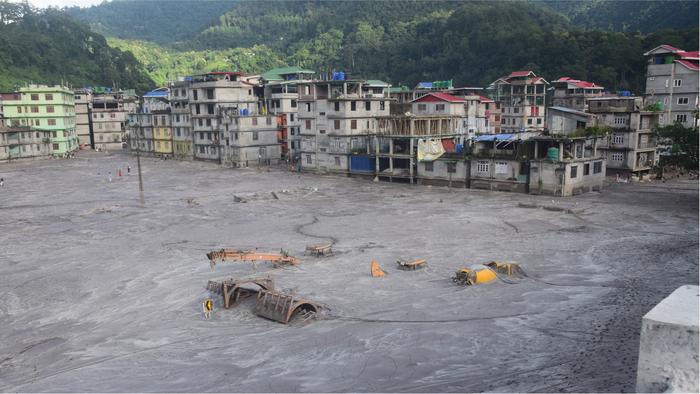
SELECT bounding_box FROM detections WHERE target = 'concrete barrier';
[636,285,699,393]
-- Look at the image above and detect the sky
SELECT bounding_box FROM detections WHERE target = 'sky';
[14,0,105,8]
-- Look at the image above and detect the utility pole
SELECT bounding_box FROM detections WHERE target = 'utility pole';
[134,101,145,206]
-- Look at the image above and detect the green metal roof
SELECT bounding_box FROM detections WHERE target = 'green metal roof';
[389,85,410,93]
[261,66,315,81]
[366,79,390,87]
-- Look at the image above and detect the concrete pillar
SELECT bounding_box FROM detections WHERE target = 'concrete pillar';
[389,138,393,155]
[593,138,598,157]
[558,141,564,161]
[534,141,539,159]
[637,285,699,393]
[409,138,415,184]
[374,135,379,174]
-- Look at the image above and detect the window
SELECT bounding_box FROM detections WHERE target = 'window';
[351,101,357,111]
[47,106,54,113]
[676,114,688,123]
[305,120,311,129]
[611,153,623,161]
[199,132,204,140]
[677,97,689,105]
[253,132,259,141]
[52,143,59,150]
[673,79,682,87]
[48,119,56,126]
[198,119,203,126]
[31,106,39,113]
[613,135,624,144]
[614,117,627,125]
[417,104,427,111]
[334,120,340,130]
[513,107,519,114]
[351,120,357,129]
[290,114,295,122]
[365,101,371,111]
[570,165,578,178]
[36,132,39,138]
[291,100,297,108]
[207,104,215,115]
[206,119,211,126]
[435,104,445,112]
[319,130,326,134]
[537,118,542,124]
[527,118,533,125]
[583,163,590,176]
[380,101,386,111]
[266,117,272,125]
[477,161,489,173]
[17,107,21,113]
[305,103,311,112]
[306,154,312,164]
[334,102,340,111]
[424,162,433,172]
[31,94,39,101]
[199,146,205,154]
[34,120,40,126]
[207,132,212,140]
[45,94,53,100]
[334,156,341,166]
[447,162,457,173]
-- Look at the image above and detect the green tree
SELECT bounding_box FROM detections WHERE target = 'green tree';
[655,122,699,170]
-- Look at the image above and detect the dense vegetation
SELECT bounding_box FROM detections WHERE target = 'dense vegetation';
[65,0,235,44]
[542,0,699,33]
[0,2,153,92]
[107,1,698,94]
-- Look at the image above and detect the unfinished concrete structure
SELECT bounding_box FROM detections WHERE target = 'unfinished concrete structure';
[261,67,315,162]
[74,89,92,148]
[169,80,193,160]
[587,95,659,177]
[220,108,282,168]
[0,125,52,162]
[551,77,605,112]
[489,71,548,133]
[298,79,391,173]
[546,106,598,135]
[643,44,699,128]
[91,89,136,151]
[189,72,257,163]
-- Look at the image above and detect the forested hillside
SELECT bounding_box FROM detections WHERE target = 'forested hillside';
[542,0,699,33]
[65,0,235,44]
[0,2,154,92]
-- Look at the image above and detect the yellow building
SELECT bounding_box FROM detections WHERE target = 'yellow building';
[152,111,173,157]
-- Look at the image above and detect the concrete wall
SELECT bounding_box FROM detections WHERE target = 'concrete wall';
[636,285,699,393]
[529,158,605,196]
[417,159,467,186]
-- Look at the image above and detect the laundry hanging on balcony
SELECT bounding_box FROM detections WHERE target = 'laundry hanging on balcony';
[417,138,445,162]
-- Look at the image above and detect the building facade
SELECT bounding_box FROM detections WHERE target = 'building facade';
[92,90,137,151]
[0,125,52,162]
[489,71,548,133]
[169,80,193,159]
[643,45,699,128]
[551,77,605,112]
[74,89,93,148]
[1,85,78,156]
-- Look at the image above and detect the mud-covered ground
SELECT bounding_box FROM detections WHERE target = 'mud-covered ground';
[0,151,697,392]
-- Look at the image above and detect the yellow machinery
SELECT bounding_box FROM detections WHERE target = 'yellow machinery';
[453,261,523,285]
[371,260,387,277]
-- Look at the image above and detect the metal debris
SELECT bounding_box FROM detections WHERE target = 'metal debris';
[305,243,333,257]
[254,289,321,324]
[206,249,300,268]
[396,259,427,270]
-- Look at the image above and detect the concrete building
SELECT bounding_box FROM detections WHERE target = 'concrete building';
[489,71,548,133]
[91,89,137,151]
[220,109,282,167]
[127,90,168,156]
[189,72,258,162]
[0,85,78,156]
[298,79,392,174]
[153,110,173,158]
[587,96,659,177]
[551,77,604,111]
[261,66,315,163]
[546,106,598,136]
[375,92,469,185]
[643,44,699,128]
[0,125,52,162]
[169,80,193,160]
[74,89,93,148]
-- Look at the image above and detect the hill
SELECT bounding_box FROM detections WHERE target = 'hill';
[65,0,235,44]
[0,2,154,93]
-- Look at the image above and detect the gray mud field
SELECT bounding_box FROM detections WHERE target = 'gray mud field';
[0,151,698,392]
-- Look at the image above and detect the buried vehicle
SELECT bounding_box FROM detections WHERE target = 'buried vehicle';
[453,261,524,285]
[397,259,427,270]
[254,289,322,324]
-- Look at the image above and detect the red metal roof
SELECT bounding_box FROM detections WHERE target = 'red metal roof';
[678,50,699,59]
[554,77,603,89]
[478,95,494,103]
[661,44,682,52]
[676,59,699,71]
[412,92,466,103]
[508,70,535,78]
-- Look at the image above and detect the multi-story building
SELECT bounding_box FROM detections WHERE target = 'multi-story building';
[169,80,193,159]
[220,107,282,167]
[128,90,168,156]
[91,89,137,151]
[588,95,659,177]
[551,77,605,111]
[643,44,699,128]
[488,71,548,133]
[297,79,392,174]
[189,72,258,162]
[152,110,173,158]
[0,125,52,162]
[74,89,93,148]
[261,66,314,163]
[1,85,77,156]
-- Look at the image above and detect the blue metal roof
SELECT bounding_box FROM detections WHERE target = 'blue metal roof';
[473,133,517,142]
[143,88,169,98]
[417,82,433,88]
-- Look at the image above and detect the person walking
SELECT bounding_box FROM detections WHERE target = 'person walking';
[108,172,112,183]
[0,178,4,187]
[127,165,131,175]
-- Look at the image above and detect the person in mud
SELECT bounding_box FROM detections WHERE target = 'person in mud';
[203,298,213,319]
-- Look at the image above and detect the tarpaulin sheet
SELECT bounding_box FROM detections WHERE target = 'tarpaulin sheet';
[441,139,456,152]
[417,138,445,162]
